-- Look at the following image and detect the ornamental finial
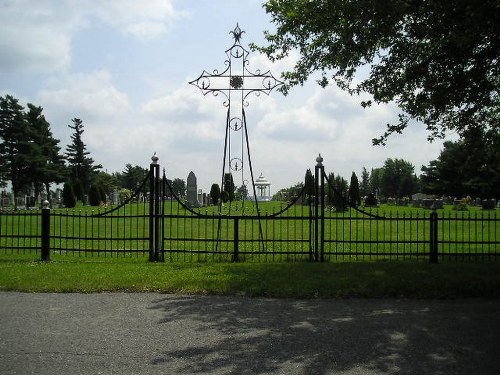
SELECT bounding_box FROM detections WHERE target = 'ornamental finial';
[230,23,244,43]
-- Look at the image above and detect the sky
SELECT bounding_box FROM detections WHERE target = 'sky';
[0,0,453,194]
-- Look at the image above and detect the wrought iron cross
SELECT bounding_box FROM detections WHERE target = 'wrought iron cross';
[189,24,283,106]
[189,24,283,213]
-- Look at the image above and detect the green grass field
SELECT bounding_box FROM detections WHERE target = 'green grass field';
[1,256,500,298]
[2,201,499,298]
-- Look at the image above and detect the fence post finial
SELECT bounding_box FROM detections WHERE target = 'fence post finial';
[316,153,323,166]
[151,152,159,164]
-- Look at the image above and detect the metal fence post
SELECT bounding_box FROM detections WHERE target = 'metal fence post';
[318,155,325,262]
[233,217,239,262]
[430,207,438,263]
[149,152,160,262]
[314,154,324,262]
[41,200,50,262]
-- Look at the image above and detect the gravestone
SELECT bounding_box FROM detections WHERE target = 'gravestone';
[16,197,26,210]
[198,189,203,206]
[186,171,200,208]
[1,197,10,209]
[481,199,496,210]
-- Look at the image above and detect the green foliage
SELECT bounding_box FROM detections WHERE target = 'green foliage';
[255,0,499,144]
[273,182,304,202]
[326,172,348,212]
[62,182,76,208]
[421,128,500,198]
[171,178,186,198]
[223,173,235,202]
[115,164,148,192]
[359,167,370,196]
[381,158,419,198]
[210,183,221,205]
[88,184,102,206]
[119,188,131,203]
[0,95,33,201]
[348,172,361,207]
[65,118,102,196]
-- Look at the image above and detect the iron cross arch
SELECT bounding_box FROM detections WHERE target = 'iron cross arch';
[189,24,283,211]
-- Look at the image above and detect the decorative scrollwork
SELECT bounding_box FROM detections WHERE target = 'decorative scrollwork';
[230,158,243,171]
[189,24,283,107]
[229,117,242,130]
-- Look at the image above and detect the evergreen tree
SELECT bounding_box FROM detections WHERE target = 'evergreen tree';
[65,118,102,201]
[326,172,349,212]
[223,173,235,202]
[304,168,314,204]
[25,103,66,200]
[62,182,76,208]
[210,183,221,205]
[348,172,361,207]
[0,95,31,204]
[359,167,370,196]
[117,164,148,191]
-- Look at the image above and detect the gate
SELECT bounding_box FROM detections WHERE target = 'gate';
[157,165,315,263]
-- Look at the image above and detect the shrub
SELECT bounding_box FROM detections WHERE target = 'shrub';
[88,185,102,206]
[62,182,76,208]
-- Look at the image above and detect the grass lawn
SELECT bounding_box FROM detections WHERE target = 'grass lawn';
[1,256,500,299]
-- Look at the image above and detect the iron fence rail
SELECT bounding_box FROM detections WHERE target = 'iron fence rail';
[1,206,500,262]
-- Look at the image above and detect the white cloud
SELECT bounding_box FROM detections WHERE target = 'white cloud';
[0,0,182,73]
[0,0,81,72]
[91,0,182,38]
[38,70,130,122]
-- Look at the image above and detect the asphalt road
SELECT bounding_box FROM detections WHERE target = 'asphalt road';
[1,292,499,374]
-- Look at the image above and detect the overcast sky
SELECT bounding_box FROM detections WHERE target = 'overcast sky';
[0,0,453,194]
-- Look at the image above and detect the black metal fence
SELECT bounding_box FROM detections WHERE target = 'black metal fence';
[1,158,499,262]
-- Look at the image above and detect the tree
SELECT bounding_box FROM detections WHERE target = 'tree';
[273,182,304,202]
[255,0,499,144]
[65,118,102,201]
[93,171,118,197]
[210,183,221,205]
[223,173,235,202]
[117,164,148,192]
[171,178,186,198]
[420,127,500,197]
[0,95,31,204]
[348,172,361,207]
[369,168,384,198]
[62,182,76,208]
[88,184,103,206]
[326,172,348,212]
[359,167,370,197]
[25,103,66,200]
[236,184,248,201]
[381,158,418,198]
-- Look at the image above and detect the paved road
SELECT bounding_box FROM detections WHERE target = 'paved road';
[0,292,499,374]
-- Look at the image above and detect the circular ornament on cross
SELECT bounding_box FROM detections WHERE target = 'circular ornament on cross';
[230,75,243,89]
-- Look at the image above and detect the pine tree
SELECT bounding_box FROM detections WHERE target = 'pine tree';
[0,95,31,204]
[25,103,66,200]
[348,172,361,207]
[65,118,102,201]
